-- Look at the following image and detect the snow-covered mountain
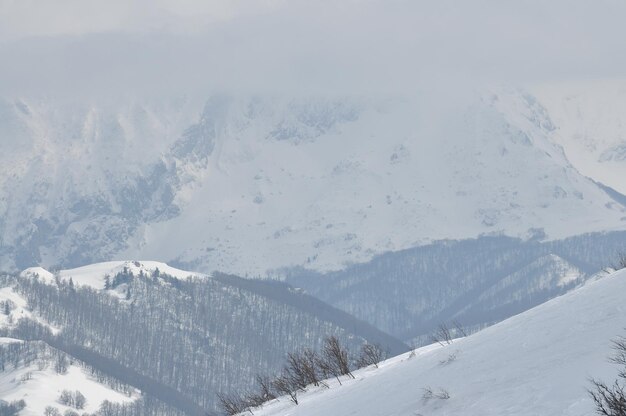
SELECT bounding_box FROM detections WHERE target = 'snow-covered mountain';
[1,83,625,275]
[531,80,626,195]
[251,268,626,416]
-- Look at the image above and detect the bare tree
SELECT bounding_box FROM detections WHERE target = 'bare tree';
[408,341,418,359]
[604,253,626,273]
[431,323,453,346]
[284,349,324,390]
[356,343,387,368]
[439,351,458,366]
[217,392,248,415]
[452,320,468,337]
[73,391,86,410]
[59,390,74,407]
[435,389,451,400]
[319,336,354,380]
[590,380,626,416]
[272,374,299,405]
[590,335,626,415]
[245,374,276,405]
[44,407,61,416]
[615,254,626,271]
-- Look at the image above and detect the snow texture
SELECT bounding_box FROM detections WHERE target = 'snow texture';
[255,269,626,416]
[0,361,136,415]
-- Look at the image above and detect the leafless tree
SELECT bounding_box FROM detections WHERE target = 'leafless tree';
[604,253,626,273]
[408,341,418,359]
[284,349,324,389]
[590,335,626,415]
[590,380,626,416]
[356,343,387,368]
[452,320,468,337]
[320,336,354,379]
[217,392,248,415]
[431,323,453,346]
[252,374,276,403]
[272,374,299,405]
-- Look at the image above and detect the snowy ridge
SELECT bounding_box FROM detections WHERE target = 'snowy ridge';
[255,269,626,416]
[20,260,206,290]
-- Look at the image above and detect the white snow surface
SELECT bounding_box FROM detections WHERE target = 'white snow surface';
[255,269,626,416]
[19,267,56,284]
[22,260,206,290]
[0,286,60,335]
[0,361,137,415]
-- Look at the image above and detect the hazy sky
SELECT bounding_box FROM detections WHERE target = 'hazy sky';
[1,0,626,96]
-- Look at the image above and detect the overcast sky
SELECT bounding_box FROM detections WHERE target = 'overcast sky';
[1,0,626,96]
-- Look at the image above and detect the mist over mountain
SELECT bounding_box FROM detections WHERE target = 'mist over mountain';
[1,84,625,275]
[2,1,626,415]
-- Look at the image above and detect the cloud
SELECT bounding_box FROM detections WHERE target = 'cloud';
[1,0,625,96]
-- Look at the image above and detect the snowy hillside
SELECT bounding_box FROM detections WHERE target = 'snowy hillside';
[2,261,408,414]
[1,85,625,275]
[254,268,626,416]
[288,232,626,341]
[532,79,626,195]
[0,339,138,416]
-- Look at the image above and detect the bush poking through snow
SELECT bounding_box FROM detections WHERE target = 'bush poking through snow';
[604,253,626,273]
[615,254,626,271]
[589,335,626,416]
[422,386,451,402]
[439,351,458,366]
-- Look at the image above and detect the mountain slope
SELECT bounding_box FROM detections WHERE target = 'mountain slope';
[1,261,407,413]
[531,79,626,195]
[287,231,626,341]
[254,268,626,416]
[1,86,625,275]
[0,338,165,416]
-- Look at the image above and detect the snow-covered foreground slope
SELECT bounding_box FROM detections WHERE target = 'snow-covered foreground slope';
[1,85,625,275]
[256,269,626,416]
